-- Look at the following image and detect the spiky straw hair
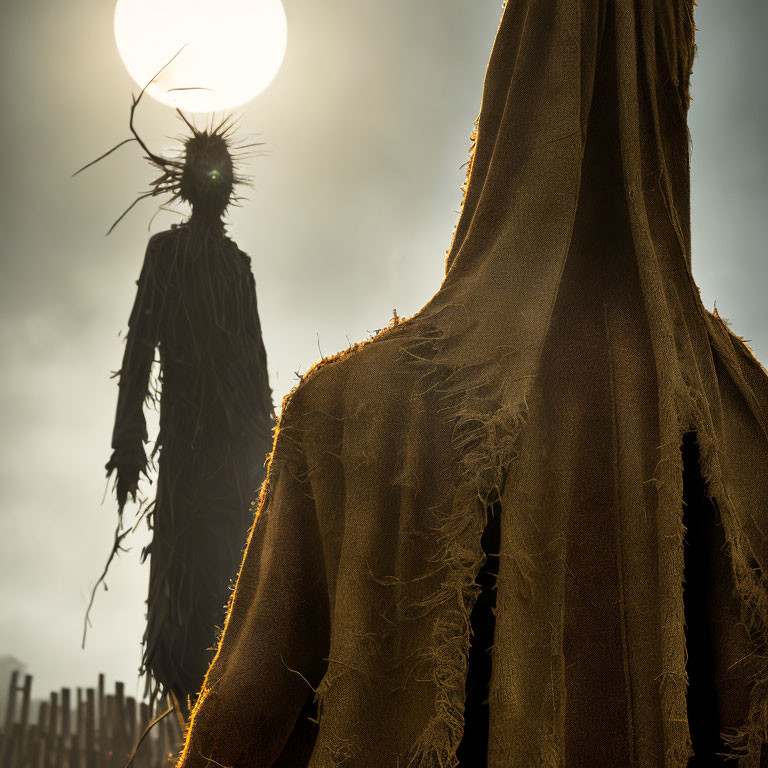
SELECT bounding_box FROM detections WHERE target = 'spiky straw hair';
[150,111,258,223]
[74,52,262,234]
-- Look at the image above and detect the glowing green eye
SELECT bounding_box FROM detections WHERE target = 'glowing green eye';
[208,169,220,181]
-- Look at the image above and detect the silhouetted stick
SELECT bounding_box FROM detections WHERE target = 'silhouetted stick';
[106,193,157,236]
[82,520,131,649]
[128,45,189,166]
[74,45,189,178]
[122,706,174,768]
[72,139,137,178]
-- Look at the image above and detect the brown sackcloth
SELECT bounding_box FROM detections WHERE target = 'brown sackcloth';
[178,0,768,765]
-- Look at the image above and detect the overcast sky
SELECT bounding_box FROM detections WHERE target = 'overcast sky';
[1,0,766,700]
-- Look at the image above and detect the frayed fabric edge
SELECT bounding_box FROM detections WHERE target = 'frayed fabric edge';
[683,386,768,768]
[396,328,530,768]
[634,378,768,768]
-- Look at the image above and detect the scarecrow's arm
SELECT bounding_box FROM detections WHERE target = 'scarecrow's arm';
[106,238,163,510]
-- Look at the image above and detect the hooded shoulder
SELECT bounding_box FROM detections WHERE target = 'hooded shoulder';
[292,324,419,410]
[273,324,426,465]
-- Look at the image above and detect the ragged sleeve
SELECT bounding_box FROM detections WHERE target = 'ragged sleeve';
[106,234,164,509]
[177,417,331,768]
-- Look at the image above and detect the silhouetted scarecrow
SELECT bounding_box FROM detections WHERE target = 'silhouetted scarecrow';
[83,96,274,711]
[178,1,767,766]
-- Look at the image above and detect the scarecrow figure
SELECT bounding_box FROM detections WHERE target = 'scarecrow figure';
[178,0,767,766]
[87,101,274,710]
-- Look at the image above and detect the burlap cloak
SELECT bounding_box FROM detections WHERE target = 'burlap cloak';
[178,0,768,765]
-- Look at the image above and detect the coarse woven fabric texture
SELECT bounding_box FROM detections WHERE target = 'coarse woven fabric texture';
[178,0,768,765]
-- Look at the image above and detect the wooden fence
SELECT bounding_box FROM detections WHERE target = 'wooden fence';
[0,671,184,768]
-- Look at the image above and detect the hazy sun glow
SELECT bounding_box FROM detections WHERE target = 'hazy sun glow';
[114,0,287,113]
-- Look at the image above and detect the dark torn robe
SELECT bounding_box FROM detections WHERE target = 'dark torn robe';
[109,221,274,702]
[178,0,768,766]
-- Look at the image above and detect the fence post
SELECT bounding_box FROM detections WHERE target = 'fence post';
[85,690,95,768]
[96,677,105,768]
[47,692,58,768]
[17,675,32,767]
[1,669,20,768]
[124,698,136,761]
[37,701,49,768]
[106,697,115,767]
[60,688,71,768]
[115,684,127,766]
[73,689,84,768]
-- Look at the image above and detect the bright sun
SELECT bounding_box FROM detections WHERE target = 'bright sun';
[114,0,288,113]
